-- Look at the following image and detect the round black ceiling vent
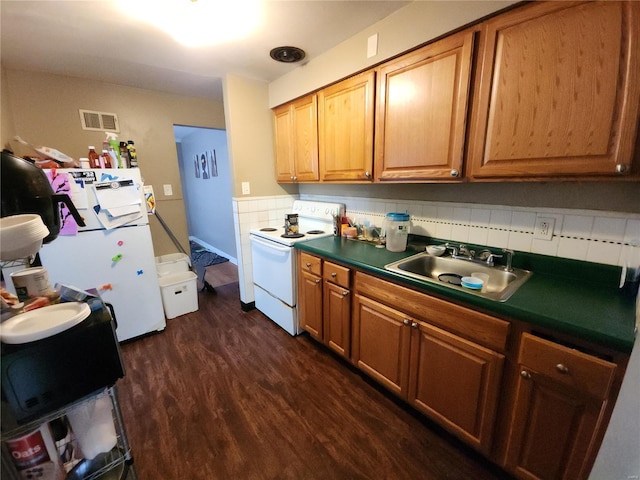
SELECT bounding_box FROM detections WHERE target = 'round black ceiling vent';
[270,46,306,63]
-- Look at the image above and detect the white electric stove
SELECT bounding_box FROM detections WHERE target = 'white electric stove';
[249,200,344,335]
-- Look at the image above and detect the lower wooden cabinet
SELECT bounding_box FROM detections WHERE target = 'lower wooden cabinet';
[298,255,628,479]
[503,333,617,480]
[352,293,504,453]
[299,269,323,338]
[408,322,504,454]
[298,253,351,359]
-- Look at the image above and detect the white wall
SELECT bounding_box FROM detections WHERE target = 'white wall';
[269,1,518,107]
[177,127,237,261]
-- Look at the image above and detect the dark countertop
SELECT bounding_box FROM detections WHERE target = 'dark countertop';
[295,236,638,353]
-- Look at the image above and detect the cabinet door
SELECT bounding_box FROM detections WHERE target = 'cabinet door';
[503,333,617,479]
[318,71,375,182]
[323,281,351,358]
[291,94,319,182]
[273,103,295,182]
[504,371,606,480]
[375,30,474,181]
[351,294,411,397]
[273,94,319,182]
[468,1,640,179]
[299,270,323,339]
[408,322,504,454]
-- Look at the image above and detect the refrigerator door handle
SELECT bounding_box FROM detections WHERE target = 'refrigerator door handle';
[104,302,118,329]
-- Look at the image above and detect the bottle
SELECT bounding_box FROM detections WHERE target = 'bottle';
[105,132,121,166]
[101,150,112,168]
[88,146,100,169]
[127,140,138,168]
[119,142,130,168]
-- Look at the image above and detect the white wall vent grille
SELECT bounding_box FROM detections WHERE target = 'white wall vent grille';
[79,109,120,132]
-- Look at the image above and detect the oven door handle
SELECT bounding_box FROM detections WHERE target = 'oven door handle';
[250,235,293,254]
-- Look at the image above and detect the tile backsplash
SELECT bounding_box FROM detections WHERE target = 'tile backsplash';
[233,193,640,304]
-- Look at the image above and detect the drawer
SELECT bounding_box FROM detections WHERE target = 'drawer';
[300,252,322,276]
[355,272,509,352]
[323,261,350,288]
[519,333,616,399]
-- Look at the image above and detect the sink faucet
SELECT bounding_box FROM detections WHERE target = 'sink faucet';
[503,248,514,272]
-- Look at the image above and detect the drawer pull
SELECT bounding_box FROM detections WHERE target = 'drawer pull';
[331,272,337,278]
[341,290,348,296]
[306,262,311,268]
[556,364,570,374]
[520,370,531,380]
[314,279,320,285]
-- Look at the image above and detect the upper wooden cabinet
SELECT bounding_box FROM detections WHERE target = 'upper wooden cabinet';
[468,1,640,179]
[318,71,376,182]
[375,30,475,182]
[273,94,319,183]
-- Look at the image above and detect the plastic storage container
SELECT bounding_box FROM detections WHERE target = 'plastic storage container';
[155,253,191,276]
[158,271,198,319]
[385,212,410,252]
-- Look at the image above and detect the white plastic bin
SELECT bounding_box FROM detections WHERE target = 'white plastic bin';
[158,271,198,319]
[155,252,191,276]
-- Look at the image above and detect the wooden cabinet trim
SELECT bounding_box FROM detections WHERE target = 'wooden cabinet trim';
[355,271,510,352]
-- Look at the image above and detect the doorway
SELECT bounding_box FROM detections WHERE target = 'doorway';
[173,125,237,265]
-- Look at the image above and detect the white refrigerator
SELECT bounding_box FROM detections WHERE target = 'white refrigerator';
[39,168,166,342]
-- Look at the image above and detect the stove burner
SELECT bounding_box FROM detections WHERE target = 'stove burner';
[260,227,277,232]
[306,230,325,235]
[281,233,305,239]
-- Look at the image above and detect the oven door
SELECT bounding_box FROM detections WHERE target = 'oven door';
[250,235,296,306]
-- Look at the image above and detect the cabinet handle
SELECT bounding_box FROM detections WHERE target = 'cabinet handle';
[403,319,410,326]
[364,171,371,178]
[314,279,320,285]
[615,164,629,174]
[520,370,532,379]
[331,272,337,278]
[411,322,418,328]
[341,290,348,296]
[555,364,570,374]
[306,262,311,268]
[450,169,459,177]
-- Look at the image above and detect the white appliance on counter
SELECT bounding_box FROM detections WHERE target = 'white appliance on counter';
[250,200,344,336]
[39,168,166,342]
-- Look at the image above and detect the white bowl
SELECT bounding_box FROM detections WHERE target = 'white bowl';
[426,245,446,256]
[0,214,49,261]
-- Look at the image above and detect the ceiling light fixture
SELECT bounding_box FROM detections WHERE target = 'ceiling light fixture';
[269,46,306,63]
[119,0,262,47]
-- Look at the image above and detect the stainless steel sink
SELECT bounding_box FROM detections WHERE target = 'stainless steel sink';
[384,252,532,302]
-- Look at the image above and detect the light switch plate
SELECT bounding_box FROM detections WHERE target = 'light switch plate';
[241,182,250,195]
[367,34,378,58]
[163,184,173,196]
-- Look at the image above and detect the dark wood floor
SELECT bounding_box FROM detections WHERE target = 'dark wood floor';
[117,280,512,480]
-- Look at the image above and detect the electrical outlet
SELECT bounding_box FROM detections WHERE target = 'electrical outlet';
[163,184,173,196]
[241,182,250,195]
[534,217,555,240]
